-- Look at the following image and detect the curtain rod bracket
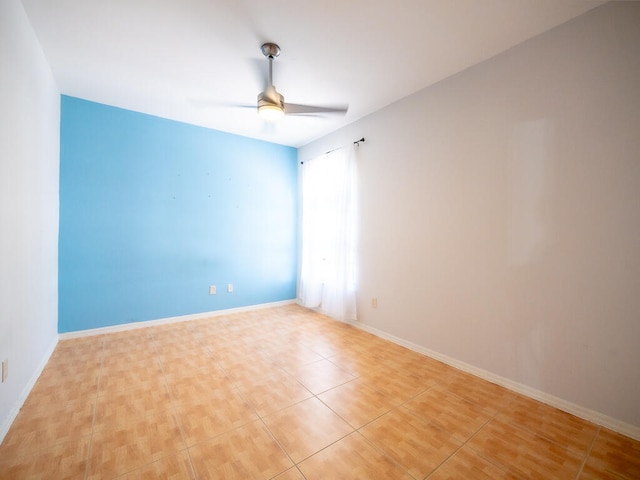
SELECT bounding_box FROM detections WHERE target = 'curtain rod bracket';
[354,137,365,146]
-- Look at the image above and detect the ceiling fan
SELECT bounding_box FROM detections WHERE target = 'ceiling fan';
[255,43,348,121]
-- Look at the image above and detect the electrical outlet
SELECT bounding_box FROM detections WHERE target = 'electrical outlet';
[209,285,216,295]
[371,298,378,309]
[227,283,233,293]
[1,359,7,383]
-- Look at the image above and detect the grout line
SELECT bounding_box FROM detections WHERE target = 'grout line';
[312,387,423,479]
[84,335,105,480]
[431,409,505,478]
[152,329,200,480]
[351,372,510,479]
[454,400,531,477]
[258,416,298,474]
[288,428,354,468]
[351,430,420,480]
[292,465,309,480]
[575,426,600,480]
[490,399,601,460]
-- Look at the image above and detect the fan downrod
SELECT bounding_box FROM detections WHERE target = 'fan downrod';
[261,43,281,59]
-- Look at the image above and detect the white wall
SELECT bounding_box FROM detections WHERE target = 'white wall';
[0,0,60,440]
[300,2,640,432]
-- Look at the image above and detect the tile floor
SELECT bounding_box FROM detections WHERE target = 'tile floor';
[1,304,638,479]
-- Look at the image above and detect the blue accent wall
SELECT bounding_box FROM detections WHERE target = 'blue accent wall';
[59,96,298,333]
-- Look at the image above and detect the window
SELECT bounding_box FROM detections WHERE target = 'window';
[299,145,357,322]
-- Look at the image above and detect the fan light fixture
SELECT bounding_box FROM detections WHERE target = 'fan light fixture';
[258,103,284,121]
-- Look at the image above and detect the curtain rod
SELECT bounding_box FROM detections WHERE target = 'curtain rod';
[323,137,366,155]
[300,137,365,164]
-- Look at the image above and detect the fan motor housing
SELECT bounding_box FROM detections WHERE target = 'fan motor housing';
[257,90,284,109]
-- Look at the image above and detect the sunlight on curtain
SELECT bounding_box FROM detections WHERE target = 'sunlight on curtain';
[299,144,357,322]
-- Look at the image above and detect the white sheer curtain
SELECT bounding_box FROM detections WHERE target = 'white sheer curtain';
[299,144,357,322]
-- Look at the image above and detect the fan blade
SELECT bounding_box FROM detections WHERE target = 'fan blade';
[189,98,255,110]
[284,103,348,116]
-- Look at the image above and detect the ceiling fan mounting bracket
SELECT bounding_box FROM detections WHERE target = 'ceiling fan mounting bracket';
[261,43,281,59]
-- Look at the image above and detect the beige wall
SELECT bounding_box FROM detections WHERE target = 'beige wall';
[300,2,640,431]
[0,0,60,439]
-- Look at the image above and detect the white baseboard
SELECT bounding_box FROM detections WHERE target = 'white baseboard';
[58,299,297,339]
[355,321,640,441]
[0,336,58,444]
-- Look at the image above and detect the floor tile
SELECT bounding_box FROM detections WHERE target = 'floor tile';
[213,343,270,368]
[272,467,306,480]
[235,370,313,417]
[87,410,186,479]
[102,349,158,371]
[467,417,584,479]
[94,383,173,428]
[51,337,104,367]
[262,396,354,463]
[55,334,104,351]
[283,359,356,394]
[0,435,90,480]
[157,350,220,377]
[41,358,102,382]
[298,431,413,480]
[189,420,292,479]
[404,385,493,441]
[439,371,516,414]
[118,451,195,479]
[318,378,399,429]
[151,330,199,347]
[372,343,424,363]
[299,336,350,359]
[578,428,640,480]
[102,338,156,359]
[325,351,382,377]
[173,387,258,446]
[266,341,326,364]
[360,407,462,479]
[165,369,234,404]
[102,328,153,345]
[387,354,454,383]
[25,369,99,405]
[221,355,284,384]
[427,445,521,480]
[359,366,433,403]
[0,398,95,457]
[154,337,209,354]
[98,358,165,396]
[498,394,598,453]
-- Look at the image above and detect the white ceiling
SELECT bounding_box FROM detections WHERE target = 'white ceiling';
[21,0,606,147]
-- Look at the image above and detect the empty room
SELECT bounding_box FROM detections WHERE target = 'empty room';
[1,0,639,478]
